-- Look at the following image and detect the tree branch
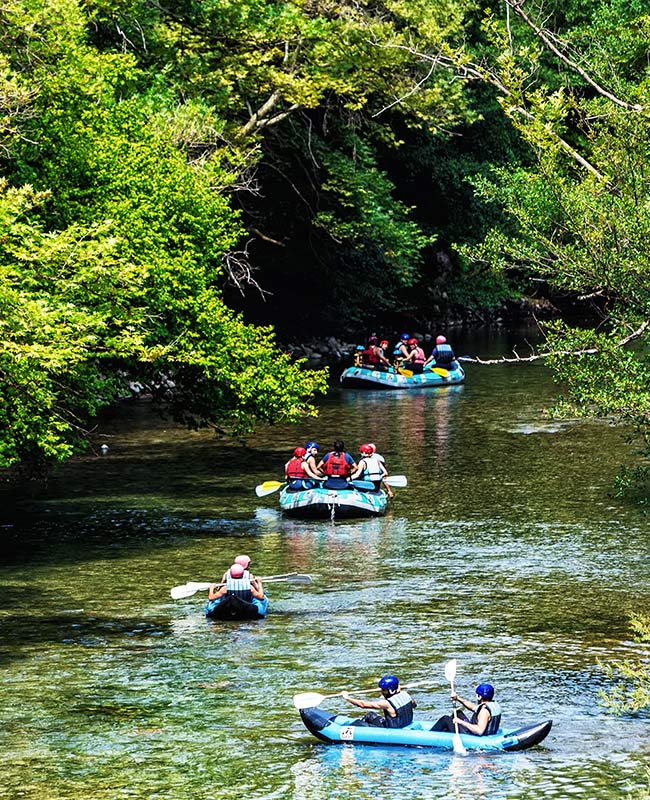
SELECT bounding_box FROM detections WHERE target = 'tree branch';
[506,0,644,112]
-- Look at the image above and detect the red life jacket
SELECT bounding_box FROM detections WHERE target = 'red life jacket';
[286,457,305,479]
[323,452,351,478]
[363,346,380,364]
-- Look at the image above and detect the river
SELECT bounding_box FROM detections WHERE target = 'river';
[1,328,649,800]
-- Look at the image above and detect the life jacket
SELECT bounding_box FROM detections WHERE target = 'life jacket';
[411,346,426,365]
[226,569,253,602]
[470,701,502,735]
[323,451,351,478]
[384,690,414,729]
[363,346,380,365]
[286,457,305,479]
[361,456,384,482]
[432,343,455,365]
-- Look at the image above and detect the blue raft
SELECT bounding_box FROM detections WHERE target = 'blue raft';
[340,364,465,390]
[300,707,552,752]
[279,484,388,519]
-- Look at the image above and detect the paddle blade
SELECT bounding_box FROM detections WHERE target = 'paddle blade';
[398,368,414,377]
[433,367,450,378]
[444,659,457,683]
[283,573,313,584]
[293,691,326,709]
[255,480,285,497]
[452,732,468,755]
[170,582,212,600]
[384,475,407,488]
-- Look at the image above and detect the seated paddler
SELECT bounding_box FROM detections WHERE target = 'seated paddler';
[284,446,321,490]
[342,675,417,728]
[431,682,501,735]
[205,562,267,617]
[316,440,356,489]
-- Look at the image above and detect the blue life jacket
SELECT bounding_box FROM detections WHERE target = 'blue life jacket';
[226,569,253,602]
[384,690,414,729]
[432,343,455,365]
[470,700,502,735]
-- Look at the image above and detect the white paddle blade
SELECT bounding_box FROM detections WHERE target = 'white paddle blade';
[444,659,457,683]
[452,733,467,755]
[384,475,408,488]
[170,582,212,600]
[255,481,285,497]
[293,691,327,709]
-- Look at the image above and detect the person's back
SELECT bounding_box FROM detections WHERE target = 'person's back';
[318,440,355,489]
[428,335,458,370]
[384,689,415,728]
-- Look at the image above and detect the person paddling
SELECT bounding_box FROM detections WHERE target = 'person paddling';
[206,562,267,617]
[317,440,356,490]
[342,675,417,728]
[431,682,502,736]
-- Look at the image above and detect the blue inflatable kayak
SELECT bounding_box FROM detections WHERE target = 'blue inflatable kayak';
[205,594,268,620]
[299,707,552,752]
[279,485,388,519]
[340,363,465,390]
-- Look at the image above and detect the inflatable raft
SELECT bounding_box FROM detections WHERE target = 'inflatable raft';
[279,484,388,519]
[299,707,552,752]
[340,364,465,390]
[205,594,268,620]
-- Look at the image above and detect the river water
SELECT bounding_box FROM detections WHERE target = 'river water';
[1,328,649,800]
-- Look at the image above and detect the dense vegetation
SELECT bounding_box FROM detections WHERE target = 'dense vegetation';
[1,0,650,501]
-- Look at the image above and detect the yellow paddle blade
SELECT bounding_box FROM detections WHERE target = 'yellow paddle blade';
[255,480,286,497]
[398,368,414,377]
[433,367,449,377]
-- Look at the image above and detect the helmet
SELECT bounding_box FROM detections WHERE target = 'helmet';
[234,554,251,568]
[359,444,373,455]
[400,333,410,340]
[378,675,399,693]
[475,683,495,700]
[408,338,418,346]
[367,443,377,453]
[436,335,447,344]
[368,335,378,345]
[305,441,319,451]
[380,340,389,348]
[229,563,245,579]
[294,447,307,457]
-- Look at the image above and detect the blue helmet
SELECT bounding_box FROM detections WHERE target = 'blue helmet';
[400,333,410,340]
[305,441,319,451]
[476,683,495,700]
[378,675,399,693]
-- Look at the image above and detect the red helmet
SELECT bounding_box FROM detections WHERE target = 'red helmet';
[367,443,377,453]
[229,564,245,579]
[408,338,418,346]
[436,335,447,344]
[235,554,251,568]
[359,444,373,455]
[293,447,307,457]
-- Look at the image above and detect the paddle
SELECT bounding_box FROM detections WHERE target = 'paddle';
[384,475,407,488]
[444,659,468,755]
[170,572,312,600]
[398,367,414,377]
[432,367,450,378]
[293,680,426,710]
[255,480,286,497]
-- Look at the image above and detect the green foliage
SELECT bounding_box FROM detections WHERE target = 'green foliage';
[599,613,650,715]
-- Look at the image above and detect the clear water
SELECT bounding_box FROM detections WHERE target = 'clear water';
[1,328,649,799]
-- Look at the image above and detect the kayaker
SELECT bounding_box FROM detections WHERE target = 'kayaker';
[424,335,459,371]
[431,682,502,735]
[317,440,356,489]
[342,675,417,728]
[351,443,388,492]
[207,563,265,604]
